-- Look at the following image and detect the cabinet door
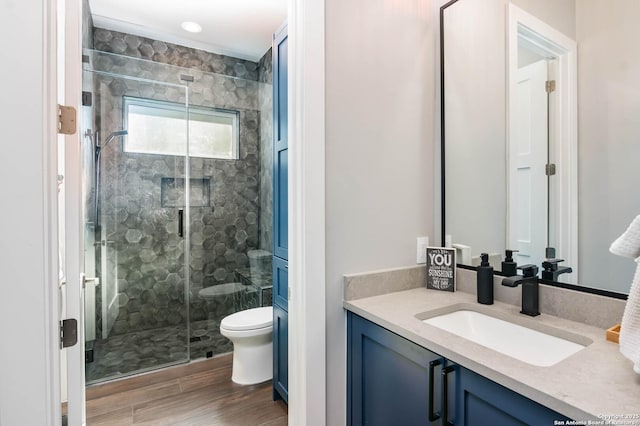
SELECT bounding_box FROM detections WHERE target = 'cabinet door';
[272,23,289,404]
[455,366,569,426]
[348,313,442,426]
[272,256,288,310]
[273,24,288,261]
[273,303,288,402]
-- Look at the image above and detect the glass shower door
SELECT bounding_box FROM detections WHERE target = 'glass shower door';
[82,66,191,383]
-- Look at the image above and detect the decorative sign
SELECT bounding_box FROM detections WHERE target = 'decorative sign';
[426,247,456,292]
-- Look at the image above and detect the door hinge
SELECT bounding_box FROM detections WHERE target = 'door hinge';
[545,80,556,93]
[545,163,557,176]
[57,105,77,135]
[60,319,78,349]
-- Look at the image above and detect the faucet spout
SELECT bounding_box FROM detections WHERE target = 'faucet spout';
[501,264,540,317]
[501,275,523,287]
[541,259,573,281]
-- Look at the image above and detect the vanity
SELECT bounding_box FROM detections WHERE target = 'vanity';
[344,267,639,426]
[343,0,640,423]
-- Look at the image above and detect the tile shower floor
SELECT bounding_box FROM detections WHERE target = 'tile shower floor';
[86,320,232,384]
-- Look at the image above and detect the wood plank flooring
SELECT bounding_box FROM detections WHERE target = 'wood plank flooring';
[85,354,287,425]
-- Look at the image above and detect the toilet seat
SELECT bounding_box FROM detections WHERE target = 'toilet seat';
[220,306,272,331]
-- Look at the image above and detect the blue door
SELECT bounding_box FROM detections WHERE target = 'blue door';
[273,23,288,261]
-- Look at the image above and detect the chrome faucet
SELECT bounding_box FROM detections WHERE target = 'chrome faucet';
[541,259,572,281]
[501,265,540,317]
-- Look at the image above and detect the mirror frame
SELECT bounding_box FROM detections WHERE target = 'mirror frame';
[438,0,627,300]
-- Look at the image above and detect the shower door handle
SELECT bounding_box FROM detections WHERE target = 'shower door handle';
[178,209,184,237]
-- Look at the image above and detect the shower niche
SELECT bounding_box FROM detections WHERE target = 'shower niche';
[161,177,212,208]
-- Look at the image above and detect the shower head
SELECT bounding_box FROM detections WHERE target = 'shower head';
[102,130,128,148]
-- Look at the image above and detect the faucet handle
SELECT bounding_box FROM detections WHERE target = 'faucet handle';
[517,264,539,278]
[542,259,565,271]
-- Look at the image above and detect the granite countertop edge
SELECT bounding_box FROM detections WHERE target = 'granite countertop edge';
[344,288,640,423]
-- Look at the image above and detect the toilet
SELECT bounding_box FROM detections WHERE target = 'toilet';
[220,306,273,385]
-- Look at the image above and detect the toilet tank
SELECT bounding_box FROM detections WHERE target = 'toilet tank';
[248,249,272,276]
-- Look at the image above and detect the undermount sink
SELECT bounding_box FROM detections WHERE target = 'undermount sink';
[418,305,592,367]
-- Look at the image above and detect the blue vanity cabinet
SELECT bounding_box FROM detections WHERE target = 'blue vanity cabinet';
[347,313,569,426]
[454,366,567,426]
[272,23,288,403]
[273,303,288,402]
[347,312,443,426]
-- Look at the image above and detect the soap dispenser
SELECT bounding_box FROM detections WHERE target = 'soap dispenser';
[477,253,494,305]
[502,249,519,276]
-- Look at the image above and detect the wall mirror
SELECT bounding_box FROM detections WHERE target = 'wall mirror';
[441,0,639,296]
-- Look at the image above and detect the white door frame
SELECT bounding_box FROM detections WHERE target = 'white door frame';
[62,0,87,423]
[287,0,327,424]
[45,0,327,425]
[507,4,578,280]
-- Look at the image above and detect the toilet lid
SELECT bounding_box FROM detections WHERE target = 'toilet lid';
[199,282,245,298]
[221,306,273,331]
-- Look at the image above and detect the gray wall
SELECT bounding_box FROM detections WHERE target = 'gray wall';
[93,29,258,80]
[577,0,640,292]
[512,0,575,39]
[325,0,435,423]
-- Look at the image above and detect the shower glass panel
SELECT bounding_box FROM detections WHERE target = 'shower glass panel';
[82,49,275,382]
[82,65,191,384]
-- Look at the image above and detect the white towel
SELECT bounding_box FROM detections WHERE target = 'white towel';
[610,215,640,259]
[620,262,640,374]
[610,215,640,374]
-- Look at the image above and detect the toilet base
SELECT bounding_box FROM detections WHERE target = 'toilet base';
[226,330,273,385]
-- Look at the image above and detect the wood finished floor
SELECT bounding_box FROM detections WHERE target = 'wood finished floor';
[85,354,287,425]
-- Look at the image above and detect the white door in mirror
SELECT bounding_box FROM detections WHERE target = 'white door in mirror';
[509,59,548,269]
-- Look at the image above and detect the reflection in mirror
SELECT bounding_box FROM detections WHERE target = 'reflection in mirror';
[441,0,640,295]
[507,7,577,282]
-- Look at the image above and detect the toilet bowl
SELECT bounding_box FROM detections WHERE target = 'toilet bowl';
[220,306,273,385]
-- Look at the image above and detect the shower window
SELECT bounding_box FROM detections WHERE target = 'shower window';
[123,96,240,159]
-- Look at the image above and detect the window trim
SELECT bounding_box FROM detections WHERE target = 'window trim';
[122,96,240,159]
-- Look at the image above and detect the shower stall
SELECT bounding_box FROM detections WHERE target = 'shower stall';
[81,49,274,384]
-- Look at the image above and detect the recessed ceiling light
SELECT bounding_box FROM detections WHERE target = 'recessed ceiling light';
[181,21,202,33]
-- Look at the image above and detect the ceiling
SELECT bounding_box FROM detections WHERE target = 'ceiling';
[89,0,287,62]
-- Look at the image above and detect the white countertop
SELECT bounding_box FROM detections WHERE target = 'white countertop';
[344,288,640,424]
